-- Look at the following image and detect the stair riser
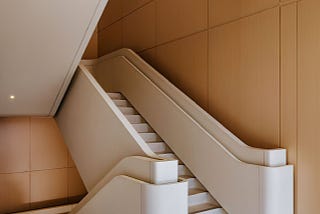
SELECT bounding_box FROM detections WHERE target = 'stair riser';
[178,165,193,177]
[189,192,212,207]
[187,178,205,190]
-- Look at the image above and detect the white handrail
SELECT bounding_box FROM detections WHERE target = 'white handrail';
[74,175,188,214]
[82,48,286,167]
[87,54,293,214]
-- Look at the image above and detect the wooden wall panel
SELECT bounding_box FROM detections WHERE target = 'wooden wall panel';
[68,168,87,202]
[30,169,68,209]
[82,28,98,60]
[280,3,297,212]
[0,117,30,173]
[297,0,320,213]
[209,8,280,149]
[156,0,208,44]
[97,1,320,212]
[0,117,86,213]
[98,0,122,30]
[122,0,152,16]
[280,2,297,167]
[140,47,157,66]
[0,173,30,213]
[155,32,208,109]
[123,2,156,52]
[98,21,123,56]
[209,0,278,27]
[30,117,68,170]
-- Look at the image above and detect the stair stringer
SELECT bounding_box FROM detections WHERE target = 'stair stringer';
[57,64,222,213]
[56,67,159,191]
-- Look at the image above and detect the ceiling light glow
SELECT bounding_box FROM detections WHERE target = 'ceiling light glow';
[9,95,15,99]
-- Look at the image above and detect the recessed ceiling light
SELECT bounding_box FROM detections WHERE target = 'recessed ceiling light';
[9,95,15,99]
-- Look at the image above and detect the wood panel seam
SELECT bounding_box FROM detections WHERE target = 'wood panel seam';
[29,117,31,210]
[98,0,155,33]
[279,6,282,148]
[295,2,299,212]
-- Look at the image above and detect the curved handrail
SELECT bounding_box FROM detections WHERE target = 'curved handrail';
[71,156,180,214]
[81,48,286,167]
[73,175,188,214]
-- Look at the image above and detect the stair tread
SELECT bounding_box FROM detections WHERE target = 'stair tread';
[119,107,138,115]
[119,106,136,110]
[107,92,123,99]
[140,132,162,142]
[189,188,206,196]
[132,123,154,132]
[125,115,146,123]
[113,99,131,107]
[189,203,221,214]
[148,142,172,153]
[179,174,195,180]
[157,153,182,164]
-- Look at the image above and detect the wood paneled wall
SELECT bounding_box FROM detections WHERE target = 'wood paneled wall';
[82,28,98,59]
[97,0,320,213]
[0,117,87,213]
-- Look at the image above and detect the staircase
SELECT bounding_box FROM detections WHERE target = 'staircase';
[108,92,226,214]
[57,49,293,214]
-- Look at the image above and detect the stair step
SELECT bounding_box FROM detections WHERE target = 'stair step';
[132,123,154,133]
[107,92,123,100]
[188,190,213,206]
[189,203,223,214]
[125,115,146,124]
[119,107,138,115]
[113,99,131,107]
[178,165,193,177]
[189,188,206,196]
[147,142,172,153]
[183,177,205,190]
[110,91,223,214]
[157,153,182,163]
[140,132,162,142]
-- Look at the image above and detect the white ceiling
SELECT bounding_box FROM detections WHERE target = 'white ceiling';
[0,0,108,116]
